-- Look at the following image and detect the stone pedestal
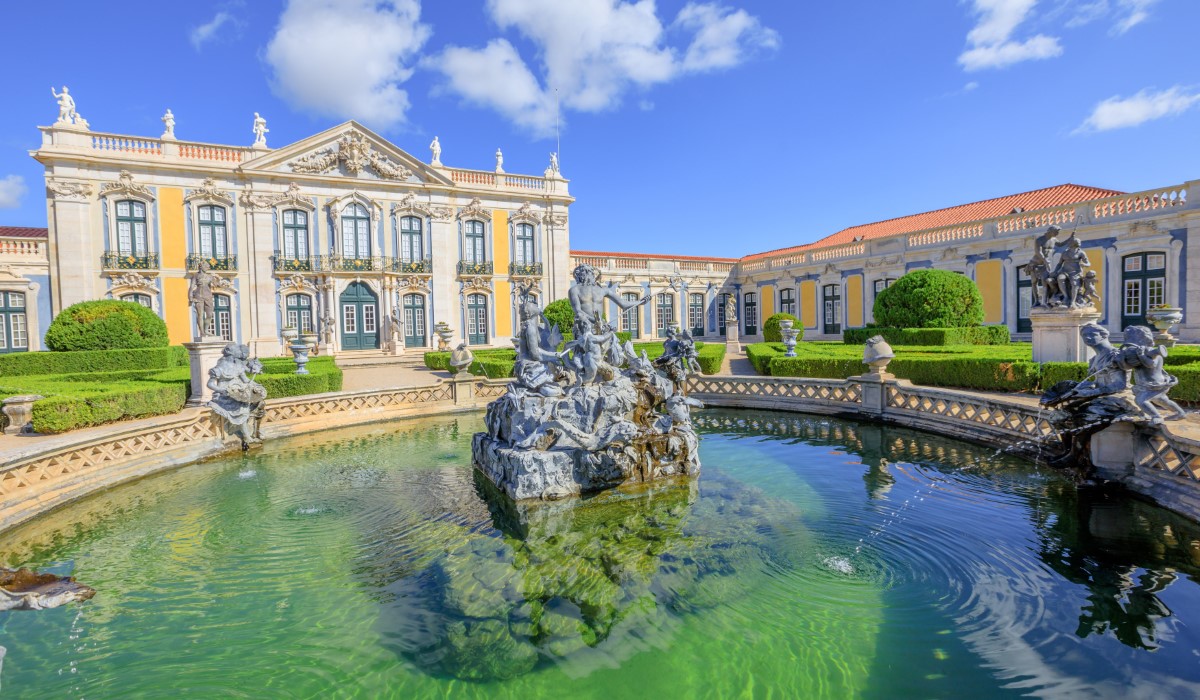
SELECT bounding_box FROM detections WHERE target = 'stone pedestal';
[1030,307,1102,363]
[725,326,741,355]
[851,373,894,416]
[2,394,43,435]
[1090,421,1138,480]
[184,339,227,407]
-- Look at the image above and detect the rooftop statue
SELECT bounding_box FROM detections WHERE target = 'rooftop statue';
[161,108,175,139]
[207,342,267,450]
[253,112,269,147]
[51,86,77,124]
[430,136,442,165]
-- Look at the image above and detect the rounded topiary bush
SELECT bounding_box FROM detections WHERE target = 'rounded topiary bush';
[873,269,984,328]
[763,313,800,342]
[542,298,575,331]
[45,300,169,351]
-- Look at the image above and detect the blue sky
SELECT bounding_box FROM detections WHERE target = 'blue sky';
[1,0,1197,257]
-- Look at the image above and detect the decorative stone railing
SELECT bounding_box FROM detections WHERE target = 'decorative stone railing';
[1091,185,1188,220]
[447,169,559,194]
[809,242,866,262]
[0,238,47,261]
[86,132,252,163]
[178,142,250,163]
[908,222,987,247]
[570,254,736,277]
[90,133,163,156]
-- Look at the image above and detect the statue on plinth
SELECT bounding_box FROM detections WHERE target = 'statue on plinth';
[429,136,442,165]
[495,148,504,173]
[208,342,267,449]
[473,264,703,502]
[161,109,176,139]
[189,260,217,338]
[253,112,269,147]
[725,295,738,324]
[1027,226,1098,311]
[51,86,77,125]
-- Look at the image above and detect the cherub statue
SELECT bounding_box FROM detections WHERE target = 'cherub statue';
[207,343,267,449]
[1120,325,1188,422]
[563,322,616,385]
[1080,270,1101,308]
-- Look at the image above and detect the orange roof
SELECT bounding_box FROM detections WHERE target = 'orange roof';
[0,226,48,239]
[742,183,1123,261]
[571,249,740,263]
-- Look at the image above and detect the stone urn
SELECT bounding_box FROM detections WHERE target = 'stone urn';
[289,339,311,375]
[281,326,299,343]
[449,343,474,376]
[1146,306,1183,347]
[301,330,318,349]
[779,319,800,357]
[2,394,43,435]
[435,322,455,352]
[862,335,895,379]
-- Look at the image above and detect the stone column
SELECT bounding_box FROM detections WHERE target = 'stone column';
[245,206,281,357]
[1002,258,1017,334]
[184,340,228,406]
[1030,307,1102,363]
[48,196,97,313]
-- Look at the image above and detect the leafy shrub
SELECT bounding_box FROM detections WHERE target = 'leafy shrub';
[542,299,575,333]
[44,300,169,351]
[842,326,1010,346]
[763,313,800,343]
[873,270,984,328]
[0,346,188,377]
[422,341,724,378]
[31,382,189,434]
[746,343,786,375]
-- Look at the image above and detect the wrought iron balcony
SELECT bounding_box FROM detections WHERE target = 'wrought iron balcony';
[509,262,543,276]
[393,258,433,274]
[457,260,493,276]
[272,252,313,272]
[186,254,237,272]
[313,255,383,272]
[102,252,159,270]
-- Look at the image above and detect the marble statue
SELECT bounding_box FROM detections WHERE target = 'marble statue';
[473,264,704,501]
[450,343,475,375]
[189,260,217,338]
[862,335,895,377]
[161,109,175,139]
[207,342,267,449]
[1,567,95,611]
[1120,326,1188,422]
[321,311,335,346]
[390,305,403,350]
[430,136,442,165]
[495,148,504,173]
[1027,227,1097,310]
[725,295,738,323]
[51,86,77,124]
[253,112,269,147]
[549,152,559,174]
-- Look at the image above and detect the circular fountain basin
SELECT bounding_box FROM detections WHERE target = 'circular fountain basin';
[1,408,1199,697]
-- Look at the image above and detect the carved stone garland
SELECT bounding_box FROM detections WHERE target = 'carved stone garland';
[99,170,153,200]
[288,130,414,181]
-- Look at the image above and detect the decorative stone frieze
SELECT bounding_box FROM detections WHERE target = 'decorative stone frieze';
[184,177,234,206]
[457,197,492,221]
[45,179,93,201]
[288,130,413,180]
[99,170,153,200]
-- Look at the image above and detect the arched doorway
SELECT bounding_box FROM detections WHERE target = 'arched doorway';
[340,282,379,350]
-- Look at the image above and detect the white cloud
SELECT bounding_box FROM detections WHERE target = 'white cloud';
[0,175,26,209]
[190,11,234,50]
[964,81,980,91]
[1074,86,1200,133]
[430,0,778,135]
[265,0,431,130]
[1111,0,1157,34]
[1063,0,1157,35]
[958,0,1063,71]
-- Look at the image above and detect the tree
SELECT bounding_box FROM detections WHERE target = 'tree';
[873,269,984,328]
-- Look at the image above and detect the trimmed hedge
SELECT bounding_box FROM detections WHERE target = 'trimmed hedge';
[32,382,189,434]
[45,300,169,351]
[422,341,726,378]
[763,313,800,343]
[843,326,1010,346]
[0,346,188,377]
[874,269,984,328]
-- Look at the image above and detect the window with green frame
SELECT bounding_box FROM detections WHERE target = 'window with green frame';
[116,200,148,257]
[400,216,423,262]
[779,287,795,316]
[0,292,28,354]
[464,221,486,263]
[197,205,227,258]
[514,223,535,265]
[655,293,675,337]
[285,293,313,333]
[282,210,309,261]
[341,203,372,259]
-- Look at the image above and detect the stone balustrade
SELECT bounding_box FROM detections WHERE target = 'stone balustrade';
[0,238,47,262]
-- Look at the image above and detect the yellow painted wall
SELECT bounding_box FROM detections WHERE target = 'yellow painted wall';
[975,260,1003,324]
[164,277,192,345]
[800,281,817,328]
[159,187,186,269]
[492,210,511,336]
[761,285,774,320]
[847,275,864,328]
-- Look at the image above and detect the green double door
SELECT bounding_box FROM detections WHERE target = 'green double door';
[340,282,379,350]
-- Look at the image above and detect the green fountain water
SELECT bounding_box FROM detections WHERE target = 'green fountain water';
[1,409,1198,698]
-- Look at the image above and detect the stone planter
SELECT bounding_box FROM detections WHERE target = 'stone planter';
[289,340,311,375]
[780,319,800,357]
[1146,306,1183,347]
[435,322,454,351]
[2,394,43,435]
[281,327,299,343]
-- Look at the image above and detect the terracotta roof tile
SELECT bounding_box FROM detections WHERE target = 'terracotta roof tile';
[0,226,48,239]
[571,250,740,263]
[741,183,1123,261]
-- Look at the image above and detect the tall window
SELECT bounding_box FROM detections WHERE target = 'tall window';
[403,293,426,347]
[282,210,309,261]
[718,292,730,334]
[688,293,705,335]
[0,292,28,354]
[744,292,758,335]
[467,293,488,345]
[621,292,640,335]
[655,293,675,337]
[197,205,227,259]
[286,294,313,333]
[400,216,423,262]
[1017,266,1032,334]
[779,288,795,317]
[341,204,371,259]
[514,223,535,265]
[120,293,153,308]
[464,221,486,263]
[823,284,842,334]
[1122,252,1167,327]
[116,200,148,257]
[207,294,232,341]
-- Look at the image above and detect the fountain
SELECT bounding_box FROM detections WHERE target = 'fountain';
[207,342,268,450]
[1025,226,1103,363]
[472,269,704,501]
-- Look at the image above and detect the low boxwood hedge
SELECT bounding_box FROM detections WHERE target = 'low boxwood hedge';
[31,382,190,434]
[0,346,188,377]
[423,341,725,378]
[842,326,1010,346]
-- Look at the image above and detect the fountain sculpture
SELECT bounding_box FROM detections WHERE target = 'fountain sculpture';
[1025,226,1103,363]
[208,342,267,450]
[473,268,704,501]
[1,567,95,611]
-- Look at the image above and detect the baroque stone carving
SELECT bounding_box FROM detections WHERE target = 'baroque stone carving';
[391,192,450,221]
[396,276,431,292]
[184,177,234,206]
[457,197,492,221]
[1025,226,1098,310]
[241,182,316,212]
[46,179,93,201]
[280,274,317,294]
[509,201,541,225]
[110,272,158,294]
[542,211,568,227]
[288,130,413,181]
[208,342,267,449]
[473,268,703,502]
[100,170,153,200]
[460,277,493,294]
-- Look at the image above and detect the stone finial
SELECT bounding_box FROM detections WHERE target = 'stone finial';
[450,342,475,375]
[862,335,895,379]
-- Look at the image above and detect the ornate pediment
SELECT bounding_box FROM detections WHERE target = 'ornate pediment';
[46,179,93,201]
[288,129,413,181]
[100,170,153,200]
[279,274,317,294]
[109,272,158,293]
[391,192,452,221]
[509,201,541,225]
[460,276,493,294]
[240,182,316,212]
[396,276,432,293]
[185,177,234,206]
[457,197,492,222]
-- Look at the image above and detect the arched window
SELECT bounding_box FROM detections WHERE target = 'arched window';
[197,205,227,259]
[688,293,705,336]
[467,293,488,345]
[403,293,426,347]
[120,293,153,308]
[341,203,371,259]
[779,288,795,317]
[207,294,233,341]
[464,221,486,264]
[621,292,640,335]
[0,292,28,354]
[514,223,535,265]
[655,293,675,337]
[282,210,309,263]
[744,292,758,335]
[116,200,148,257]
[400,216,423,262]
[286,294,313,333]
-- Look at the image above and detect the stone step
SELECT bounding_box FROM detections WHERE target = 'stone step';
[335,351,429,368]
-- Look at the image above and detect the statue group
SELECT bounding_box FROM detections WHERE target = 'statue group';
[1025,225,1101,310]
[473,265,704,501]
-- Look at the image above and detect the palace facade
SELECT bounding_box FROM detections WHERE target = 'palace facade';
[25,117,573,356]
